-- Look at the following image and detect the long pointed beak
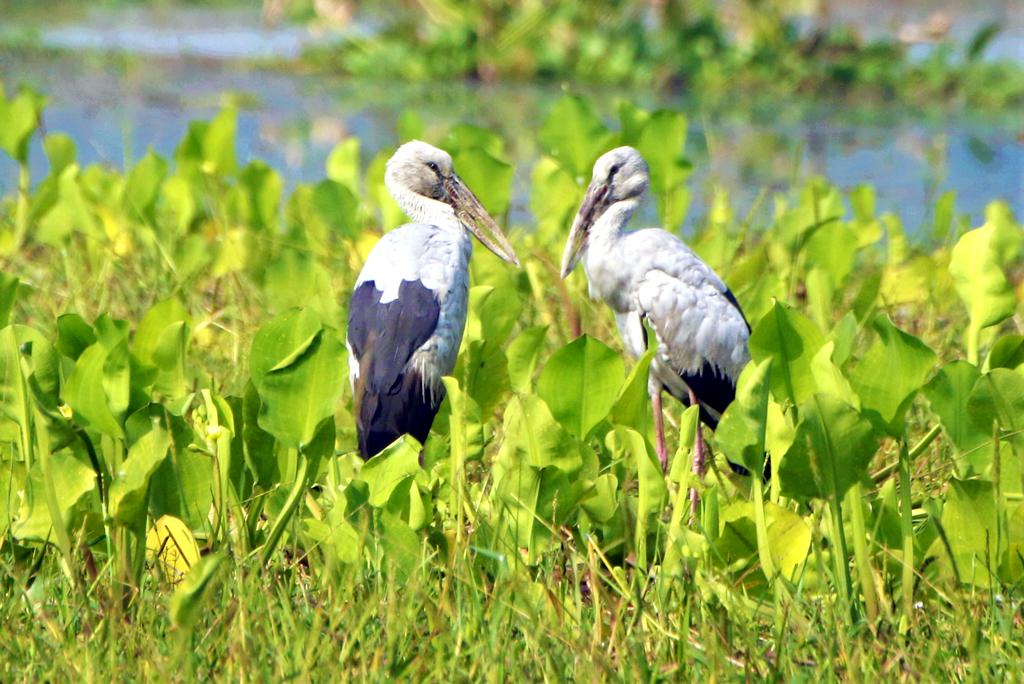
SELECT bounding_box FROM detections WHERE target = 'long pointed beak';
[560,181,608,279]
[444,174,520,267]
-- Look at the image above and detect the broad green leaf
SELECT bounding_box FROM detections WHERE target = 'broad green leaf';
[452,147,513,217]
[779,393,877,502]
[133,299,192,399]
[986,335,1024,371]
[850,315,936,434]
[122,148,167,222]
[967,369,1024,463]
[610,350,654,433]
[715,358,772,474]
[636,110,690,230]
[537,95,612,180]
[10,450,94,542]
[109,407,171,525]
[529,156,581,239]
[171,551,226,630]
[0,87,45,163]
[749,301,825,407]
[458,339,510,419]
[64,342,124,437]
[537,335,624,439]
[202,107,237,176]
[933,479,1000,586]
[809,342,859,408]
[147,514,201,584]
[43,133,76,176]
[441,376,483,465]
[609,426,665,568]
[949,215,1020,354]
[325,137,361,195]
[579,472,619,523]
[766,502,812,579]
[923,362,992,474]
[56,314,97,361]
[239,161,283,231]
[0,272,18,328]
[359,435,421,508]
[506,325,548,393]
[250,309,346,448]
[379,511,421,584]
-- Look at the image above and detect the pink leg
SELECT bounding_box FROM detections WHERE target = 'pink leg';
[689,388,707,524]
[651,389,669,473]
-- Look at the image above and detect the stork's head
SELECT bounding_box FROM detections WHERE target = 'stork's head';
[386,140,519,266]
[560,147,649,278]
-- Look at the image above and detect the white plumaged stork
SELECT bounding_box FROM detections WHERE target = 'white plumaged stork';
[560,147,752,513]
[347,141,519,459]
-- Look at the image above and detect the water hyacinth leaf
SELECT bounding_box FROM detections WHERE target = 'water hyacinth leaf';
[359,435,421,508]
[637,110,691,230]
[580,472,619,523]
[465,284,522,346]
[55,314,96,361]
[122,148,167,222]
[810,342,859,409]
[538,95,612,180]
[0,87,45,163]
[749,301,825,407]
[529,156,581,239]
[38,166,99,245]
[64,342,125,437]
[133,299,192,398]
[11,451,94,542]
[325,137,361,195]
[239,161,283,231]
[616,100,650,146]
[850,315,936,434]
[109,407,171,525]
[985,335,1024,371]
[537,335,624,439]
[312,179,360,239]
[923,362,992,472]
[933,479,1000,587]
[610,350,654,433]
[452,147,513,217]
[43,133,76,176]
[0,272,18,328]
[949,215,1021,358]
[609,426,665,567]
[495,395,584,476]
[147,514,201,585]
[250,309,346,448]
[967,369,1024,455]
[715,358,772,474]
[766,502,812,579]
[444,122,506,159]
[441,376,483,465]
[171,551,227,630]
[202,107,238,177]
[458,339,511,419]
[506,325,548,393]
[779,393,877,502]
[379,511,421,584]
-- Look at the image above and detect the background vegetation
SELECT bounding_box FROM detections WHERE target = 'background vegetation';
[1,79,1022,678]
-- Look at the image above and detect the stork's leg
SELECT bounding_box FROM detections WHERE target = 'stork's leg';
[688,387,707,524]
[651,388,670,473]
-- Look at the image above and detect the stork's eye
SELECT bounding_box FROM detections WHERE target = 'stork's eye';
[426,161,441,173]
[608,163,621,179]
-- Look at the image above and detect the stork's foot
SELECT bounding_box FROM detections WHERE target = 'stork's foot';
[651,389,670,473]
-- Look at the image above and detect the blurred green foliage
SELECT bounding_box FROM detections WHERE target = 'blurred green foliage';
[299,0,1024,109]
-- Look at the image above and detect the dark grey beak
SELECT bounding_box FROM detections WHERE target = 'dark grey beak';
[444,174,519,267]
[560,181,609,278]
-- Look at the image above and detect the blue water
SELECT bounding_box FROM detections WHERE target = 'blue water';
[0,5,1021,234]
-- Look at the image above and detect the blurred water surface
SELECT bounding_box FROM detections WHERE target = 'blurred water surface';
[0,3,1020,234]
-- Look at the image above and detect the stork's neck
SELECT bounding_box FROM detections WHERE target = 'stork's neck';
[586,197,640,255]
[387,178,461,231]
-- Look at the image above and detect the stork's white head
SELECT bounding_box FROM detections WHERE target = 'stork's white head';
[386,140,519,266]
[560,147,649,278]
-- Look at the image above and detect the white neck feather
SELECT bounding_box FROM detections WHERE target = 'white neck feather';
[587,197,640,252]
[386,177,460,230]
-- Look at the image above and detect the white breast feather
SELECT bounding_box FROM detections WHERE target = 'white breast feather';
[350,223,472,401]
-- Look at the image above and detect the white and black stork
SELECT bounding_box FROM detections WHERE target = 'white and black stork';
[347,141,519,459]
[560,147,752,511]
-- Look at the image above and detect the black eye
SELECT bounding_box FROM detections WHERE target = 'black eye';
[426,161,440,173]
[608,163,620,178]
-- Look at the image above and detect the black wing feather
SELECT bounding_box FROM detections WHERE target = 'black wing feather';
[348,280,443,459]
